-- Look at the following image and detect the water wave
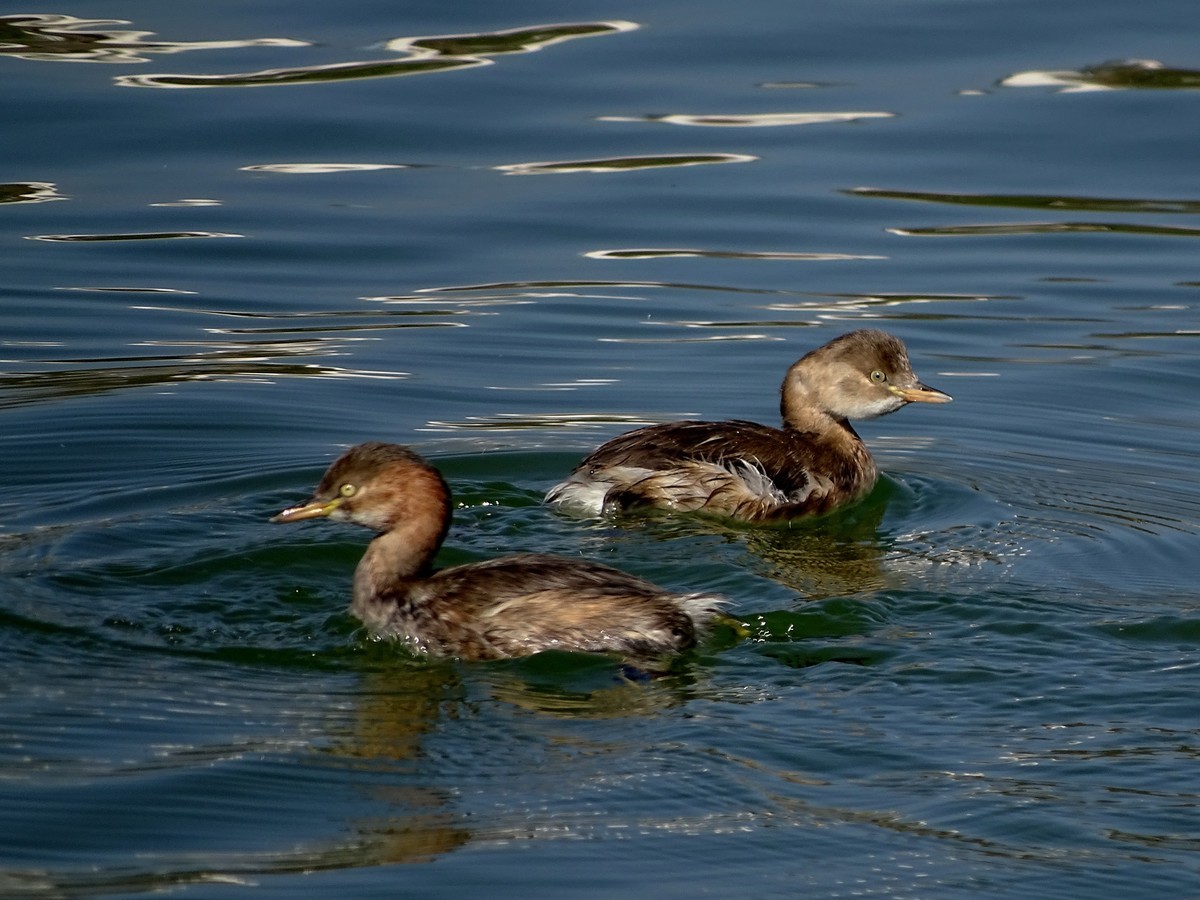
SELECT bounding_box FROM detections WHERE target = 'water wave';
[0,13,306,64]
[117,21,638,89]
[585,248,885,260]
[0,182,66,204]
[887,222,1200,238]
[849,187,1200,215]
[598,111,893,127]
[495,154,757,175]
[1001,58,1200,92]
[26,231,242,243]
[240,163,409,174]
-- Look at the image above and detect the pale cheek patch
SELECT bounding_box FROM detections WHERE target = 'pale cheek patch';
[849,394,905,420]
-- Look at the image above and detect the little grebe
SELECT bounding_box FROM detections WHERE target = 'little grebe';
[272,442,724,660]
[546,329,951,522]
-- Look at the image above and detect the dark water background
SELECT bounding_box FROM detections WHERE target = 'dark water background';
[3,1,1199,896]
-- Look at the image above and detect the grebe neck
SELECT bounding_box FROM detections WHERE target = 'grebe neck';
[352,470,450,605]
[780,376,862,444]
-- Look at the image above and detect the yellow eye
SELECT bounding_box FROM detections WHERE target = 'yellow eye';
[339,483,357,498]
[870,370,887,383]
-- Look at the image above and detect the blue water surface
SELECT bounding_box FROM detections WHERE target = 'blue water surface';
[2,1,1199,896]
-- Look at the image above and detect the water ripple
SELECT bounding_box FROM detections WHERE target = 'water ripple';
[888,222,1200,238]
[118,57,491,89]
[598,333,782,343]
[849,187,1200,215]
[0,13,307,64]
[26,231,242,243]
[0,345,407,409]
[1001,58,1200,92]
[495,154,757,175]
[423,413,682,432]
[117,21,638,89]
[585,248,884,260]
[134,303,468,324]
[764,292,1012,312]
[367,280,782,309]
[598,112,893,127]
[759,81,836,89]
[148,198,222,207]
[383,21,638,56]
[408,278,778,295]
[0,182,66,205]
[240,163,410,175]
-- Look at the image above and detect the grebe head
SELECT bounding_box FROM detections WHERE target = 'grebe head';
[781,329,952,424]
[271,442,451,536]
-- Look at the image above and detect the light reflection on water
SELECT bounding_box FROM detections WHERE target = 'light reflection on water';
[494,153,758,174]
[889,222,1200,238]
[382,21,639,57]
[0,358,406,409]
[113,20,640,89]
[3,0,1200,895]
[585,248,885,260]
[0,182,66,204]
[400,279,785,296]
[1001,58,1200,92]
[597,111,894,127]
[0,13,307,63]
[27,230,243,242]
[848,187,1200,214]
[423,413,683,431]
[117,56,493,89]
[240,163,410,174]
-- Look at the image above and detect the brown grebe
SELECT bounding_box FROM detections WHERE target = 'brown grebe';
[273,442,724,660]
[546,330,951,522]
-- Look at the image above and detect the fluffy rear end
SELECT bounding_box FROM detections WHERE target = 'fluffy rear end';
[544,473,612,515]
[551,461,793,521]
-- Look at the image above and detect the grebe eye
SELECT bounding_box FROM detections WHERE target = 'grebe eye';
[339,483,357,498]
[870,370,887,383]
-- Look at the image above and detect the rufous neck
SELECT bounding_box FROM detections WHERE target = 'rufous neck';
[354,514,443,603]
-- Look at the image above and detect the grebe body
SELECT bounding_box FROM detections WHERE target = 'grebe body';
[273,442,723,660]
[546,330,951,522]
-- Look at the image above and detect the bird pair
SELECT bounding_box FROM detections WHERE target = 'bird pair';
[273,329,951,663]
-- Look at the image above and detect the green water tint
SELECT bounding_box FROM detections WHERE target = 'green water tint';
[4,0,1200,895]
[7,454,971,675]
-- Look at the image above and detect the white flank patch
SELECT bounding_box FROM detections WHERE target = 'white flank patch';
[545,478,610,514]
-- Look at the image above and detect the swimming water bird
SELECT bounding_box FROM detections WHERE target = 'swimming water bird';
[272,442,724,661]
[546,329,951,522]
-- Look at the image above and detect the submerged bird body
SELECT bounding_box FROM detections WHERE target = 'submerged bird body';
[546,330,951,522]
[272,442,722,661]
